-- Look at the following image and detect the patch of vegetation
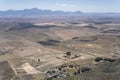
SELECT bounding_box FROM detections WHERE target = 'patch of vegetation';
[95,57,103,62]
[45,58,120,80]
[94,21,112,24]
[13,74,34,80]
[37,40,60,46]
[70,22,79,24]
[103,58,116,62]
[102,30,120,34]
[84,26,97,29]
[80,37,98,42]
[0,61,15,80]
[72,37,79,40]
[7,23,58,31]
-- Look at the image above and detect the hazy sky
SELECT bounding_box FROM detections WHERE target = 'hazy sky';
[0,0,120,12]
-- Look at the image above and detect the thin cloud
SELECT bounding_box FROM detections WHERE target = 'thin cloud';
[56,4,76,7]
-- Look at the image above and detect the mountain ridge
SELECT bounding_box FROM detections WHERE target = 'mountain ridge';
[0,8,82,17]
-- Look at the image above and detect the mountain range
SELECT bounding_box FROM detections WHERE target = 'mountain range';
[0,8,82,17]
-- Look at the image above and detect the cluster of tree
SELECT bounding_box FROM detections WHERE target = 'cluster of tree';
[95,57,116,62]
[73,67,91,76]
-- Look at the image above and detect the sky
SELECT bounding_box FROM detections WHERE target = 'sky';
[0,0,120,13]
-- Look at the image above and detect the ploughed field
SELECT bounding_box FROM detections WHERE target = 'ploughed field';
[0,16,120,80]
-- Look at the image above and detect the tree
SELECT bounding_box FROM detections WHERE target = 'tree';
[66,52,71,56]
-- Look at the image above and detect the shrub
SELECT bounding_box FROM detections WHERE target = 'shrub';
[95,57,103,62]
[66,52,71,56]
[104,58,116,62]
[69,65,74,68]
[81,67,91,73]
